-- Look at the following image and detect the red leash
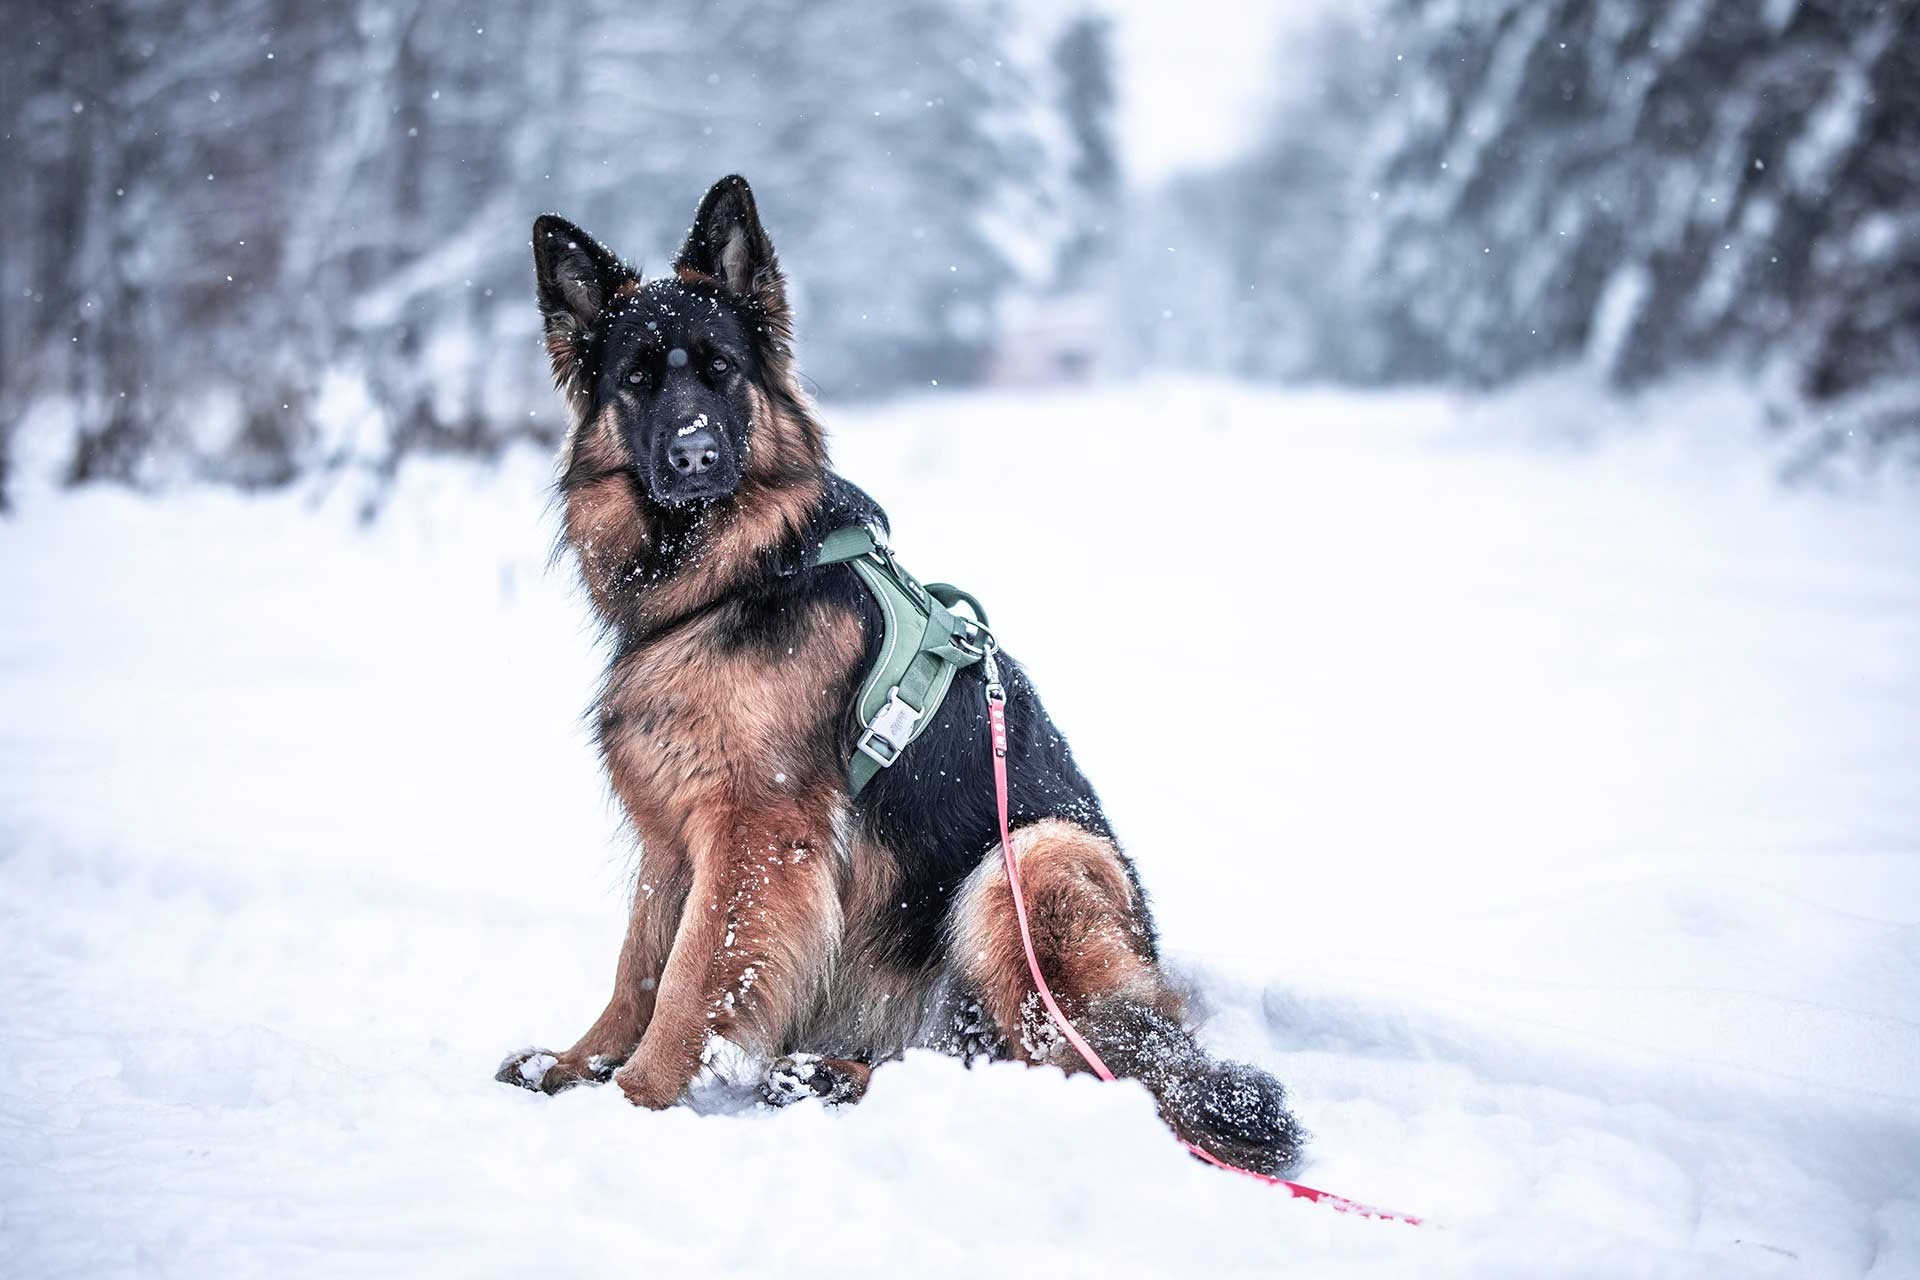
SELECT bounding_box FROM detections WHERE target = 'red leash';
[982,652,1422,1226]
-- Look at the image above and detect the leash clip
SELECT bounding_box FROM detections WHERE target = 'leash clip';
[982,645,1005,704]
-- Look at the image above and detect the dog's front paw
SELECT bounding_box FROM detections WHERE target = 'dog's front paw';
[494,1048,617,1095]
[759,1053,872,1107]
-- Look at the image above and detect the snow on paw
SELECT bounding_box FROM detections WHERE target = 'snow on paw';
[493,1048,612,1095]
[495,1048,558,1091]
[759,1053,870,1107]
[760,1052,825,1106]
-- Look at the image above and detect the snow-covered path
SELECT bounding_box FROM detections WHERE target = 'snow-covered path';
[3,380,1918,1277]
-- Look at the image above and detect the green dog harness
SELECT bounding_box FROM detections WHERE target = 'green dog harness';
[811,524,993,797]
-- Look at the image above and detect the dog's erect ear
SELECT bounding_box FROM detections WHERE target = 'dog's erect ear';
[533,214,629,335]
[675,176,786,317]
[533,214,630,405]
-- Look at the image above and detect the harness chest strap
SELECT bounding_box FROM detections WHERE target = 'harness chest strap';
[811,525,990,797]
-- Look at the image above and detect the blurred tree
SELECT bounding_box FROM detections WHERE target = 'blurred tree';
[1355,0,1919,445]
[1121,15,1393,381]
[0,0,1040,500]
[716,0,1038,396]
[1050,12,1119,292]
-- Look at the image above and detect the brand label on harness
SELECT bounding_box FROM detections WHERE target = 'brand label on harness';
[867,690,920,750]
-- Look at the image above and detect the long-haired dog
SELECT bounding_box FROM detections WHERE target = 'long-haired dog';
[497,175,1304,1174]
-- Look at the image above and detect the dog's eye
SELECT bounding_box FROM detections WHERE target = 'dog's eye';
[627,371,645,386]
[708,357,730,377]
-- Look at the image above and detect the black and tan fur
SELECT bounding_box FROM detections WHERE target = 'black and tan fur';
[497,176,1304,1174]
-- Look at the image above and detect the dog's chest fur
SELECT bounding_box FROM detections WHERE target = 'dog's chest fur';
[595,596,865,855]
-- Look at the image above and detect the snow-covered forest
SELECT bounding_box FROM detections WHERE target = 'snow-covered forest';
[3,0,1916,500]
[1136,2,1920,453]
[3,2,1919,1276]
[1,0,1056,494]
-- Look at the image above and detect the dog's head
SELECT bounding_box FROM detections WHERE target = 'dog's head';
[534,176,819,507]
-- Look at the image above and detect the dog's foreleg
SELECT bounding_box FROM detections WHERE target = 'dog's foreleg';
[614,804,840,1109]
[554,857,687,1076]
[496,857,689,1094]
[610,858,728,1108]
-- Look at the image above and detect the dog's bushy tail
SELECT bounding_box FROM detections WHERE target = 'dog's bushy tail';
[1078,995,1307,1176]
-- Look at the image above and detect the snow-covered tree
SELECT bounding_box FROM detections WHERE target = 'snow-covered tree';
[1050,12,1119,292]
[1355,0,1920,440]
[0,0,1042,500]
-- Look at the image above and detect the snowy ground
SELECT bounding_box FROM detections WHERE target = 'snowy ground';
[3,378,1918,1277]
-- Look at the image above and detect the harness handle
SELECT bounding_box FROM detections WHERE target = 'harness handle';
[924,582,989,629]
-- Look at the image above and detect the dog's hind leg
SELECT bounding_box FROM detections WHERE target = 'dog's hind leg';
[950,818,1305,1175]
[496,859,690,1094]
[760,1053,872,1106]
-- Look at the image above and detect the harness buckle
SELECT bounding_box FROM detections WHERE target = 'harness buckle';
[855,686,922,769]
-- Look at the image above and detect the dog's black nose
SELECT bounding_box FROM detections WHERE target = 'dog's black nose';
[668,428,720,475]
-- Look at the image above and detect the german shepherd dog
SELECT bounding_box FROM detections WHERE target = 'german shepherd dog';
[496,176,1305,1175]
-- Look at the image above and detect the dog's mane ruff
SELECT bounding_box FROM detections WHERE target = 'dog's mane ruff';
[545,321,592,416]
[549,255,830,640]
